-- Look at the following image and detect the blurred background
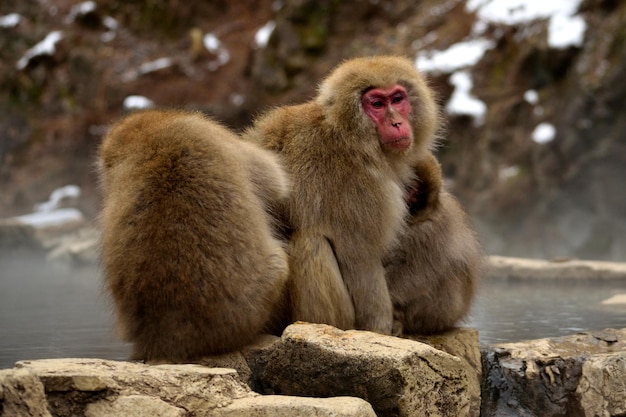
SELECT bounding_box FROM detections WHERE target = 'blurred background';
[2,0,625,260]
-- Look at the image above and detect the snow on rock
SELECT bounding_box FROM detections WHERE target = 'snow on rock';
[66,1,96,23]
[0,13,21,28]
[35,185,81,213]
[532,122,556,144]
[415,38,494,74]
[14,185,84,229]
[203,33,230,71]
[16,31,63,70]
[123,95,155,110]
[138,57,173,75]
[467,0,586,48]
[254,20,276,48]
[524,89,539,105]
[446,71,487,123]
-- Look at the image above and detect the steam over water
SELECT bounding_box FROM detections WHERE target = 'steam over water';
[1,253,626,369]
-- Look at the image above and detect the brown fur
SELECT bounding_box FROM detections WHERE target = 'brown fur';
[384,152,483,334]
[98,109,289,362]
[244,56,439,333]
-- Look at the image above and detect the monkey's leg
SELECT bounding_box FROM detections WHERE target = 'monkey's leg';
[287,230,355,329]
[339,259,394,334]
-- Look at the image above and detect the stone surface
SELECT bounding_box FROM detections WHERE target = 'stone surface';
[261,323,470,417]
[215,395,377,417]
[85,395,186,417]
[16,358,253,415]
[0,368,51,417]
[409,328,482,417]
[487,255,626,280]
[576,353,626,417]
[482,328,626,417]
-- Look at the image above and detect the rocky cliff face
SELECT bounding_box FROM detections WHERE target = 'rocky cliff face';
[1,0,625,260]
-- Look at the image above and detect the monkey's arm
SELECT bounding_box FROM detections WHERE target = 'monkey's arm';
[287,230,356,329]
[405,151,443,221]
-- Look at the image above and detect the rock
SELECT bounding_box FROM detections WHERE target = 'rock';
[600,294,626,305]
[408,328,482,417]
[487,255,626,280]
[0,368,51,417]
[260,322,471,417]
[215,395,376,416]
[16,358,253,415]
[482,328,626,417]
[576,353,626,417]
[8,357,378,417]
[85,395,186,417]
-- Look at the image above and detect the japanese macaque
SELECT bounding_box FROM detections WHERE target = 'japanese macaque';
[384,152,483,334]
[98,109,289,362]
[244,56,440,334]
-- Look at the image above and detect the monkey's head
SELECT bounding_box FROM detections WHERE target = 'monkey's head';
[316,56,439,156]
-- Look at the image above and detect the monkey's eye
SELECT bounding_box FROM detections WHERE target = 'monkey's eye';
[392,95,405,104]
[371,100,384,108]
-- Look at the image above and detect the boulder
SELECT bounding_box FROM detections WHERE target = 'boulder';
[259,323,471,417]
[0,368,51,417]
[482,328,626,417]
[408,328,482,417]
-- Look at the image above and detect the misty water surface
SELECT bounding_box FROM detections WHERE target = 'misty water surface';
[2,253,626,369]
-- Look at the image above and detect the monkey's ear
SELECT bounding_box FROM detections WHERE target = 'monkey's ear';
[406,153,442,219]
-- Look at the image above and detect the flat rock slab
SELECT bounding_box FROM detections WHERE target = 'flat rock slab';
[260,322,471,417]
[487,255,626,280]
[482,328,626,417]
[3,358,378,417]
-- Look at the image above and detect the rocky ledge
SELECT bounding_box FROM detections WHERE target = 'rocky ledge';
[2,323,626,417]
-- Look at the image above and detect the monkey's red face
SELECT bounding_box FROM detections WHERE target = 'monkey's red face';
[361,85,413,151]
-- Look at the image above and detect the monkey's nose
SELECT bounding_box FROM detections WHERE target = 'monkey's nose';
[392,121,402,128]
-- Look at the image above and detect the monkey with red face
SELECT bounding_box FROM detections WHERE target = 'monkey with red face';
[245,56,440,334]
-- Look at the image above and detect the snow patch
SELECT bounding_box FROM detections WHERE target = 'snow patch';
[446,71,487,123]
[0,13,21,28]
[139,57,173,75]
[254,21,276,48]
[532,122,556,144]
[66,1,96,23]
[123,95,155,110]
[15,185,84,228]
[16,31,63,70]
[203,33,230,71]
[467,0,586,48]
[524,89,539,105]
[415,38,494,74]
[499,165,521,180]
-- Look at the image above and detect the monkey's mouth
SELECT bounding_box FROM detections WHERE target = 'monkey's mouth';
[386,137,412,151]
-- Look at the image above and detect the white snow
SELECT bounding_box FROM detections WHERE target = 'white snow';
[35,185,81,213]
[16,31,63,70]
[16,208,84,228]
[532,122,556,144]
[499,165,521,180]
[66,1,96,23]
[123,95,154,110]
[254,20,276,48]
[15,185,84,228]
[467,0,586,48]
[138,57,173,75]
[549,14,586,48]
[203,33,230,71]
[446,71,487,123]
[230,93,245,106]
[0,13,21,28]
[415,38,494,74]
[524,89,539,105]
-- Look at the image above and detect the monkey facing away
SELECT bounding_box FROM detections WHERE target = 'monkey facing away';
[244,56,440,334]
[98,109,289,362]
[384,152,482,334]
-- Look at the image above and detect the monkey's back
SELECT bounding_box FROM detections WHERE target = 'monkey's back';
[98,110,287,362]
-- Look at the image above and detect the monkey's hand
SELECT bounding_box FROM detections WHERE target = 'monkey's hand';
[405,152,442,221]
